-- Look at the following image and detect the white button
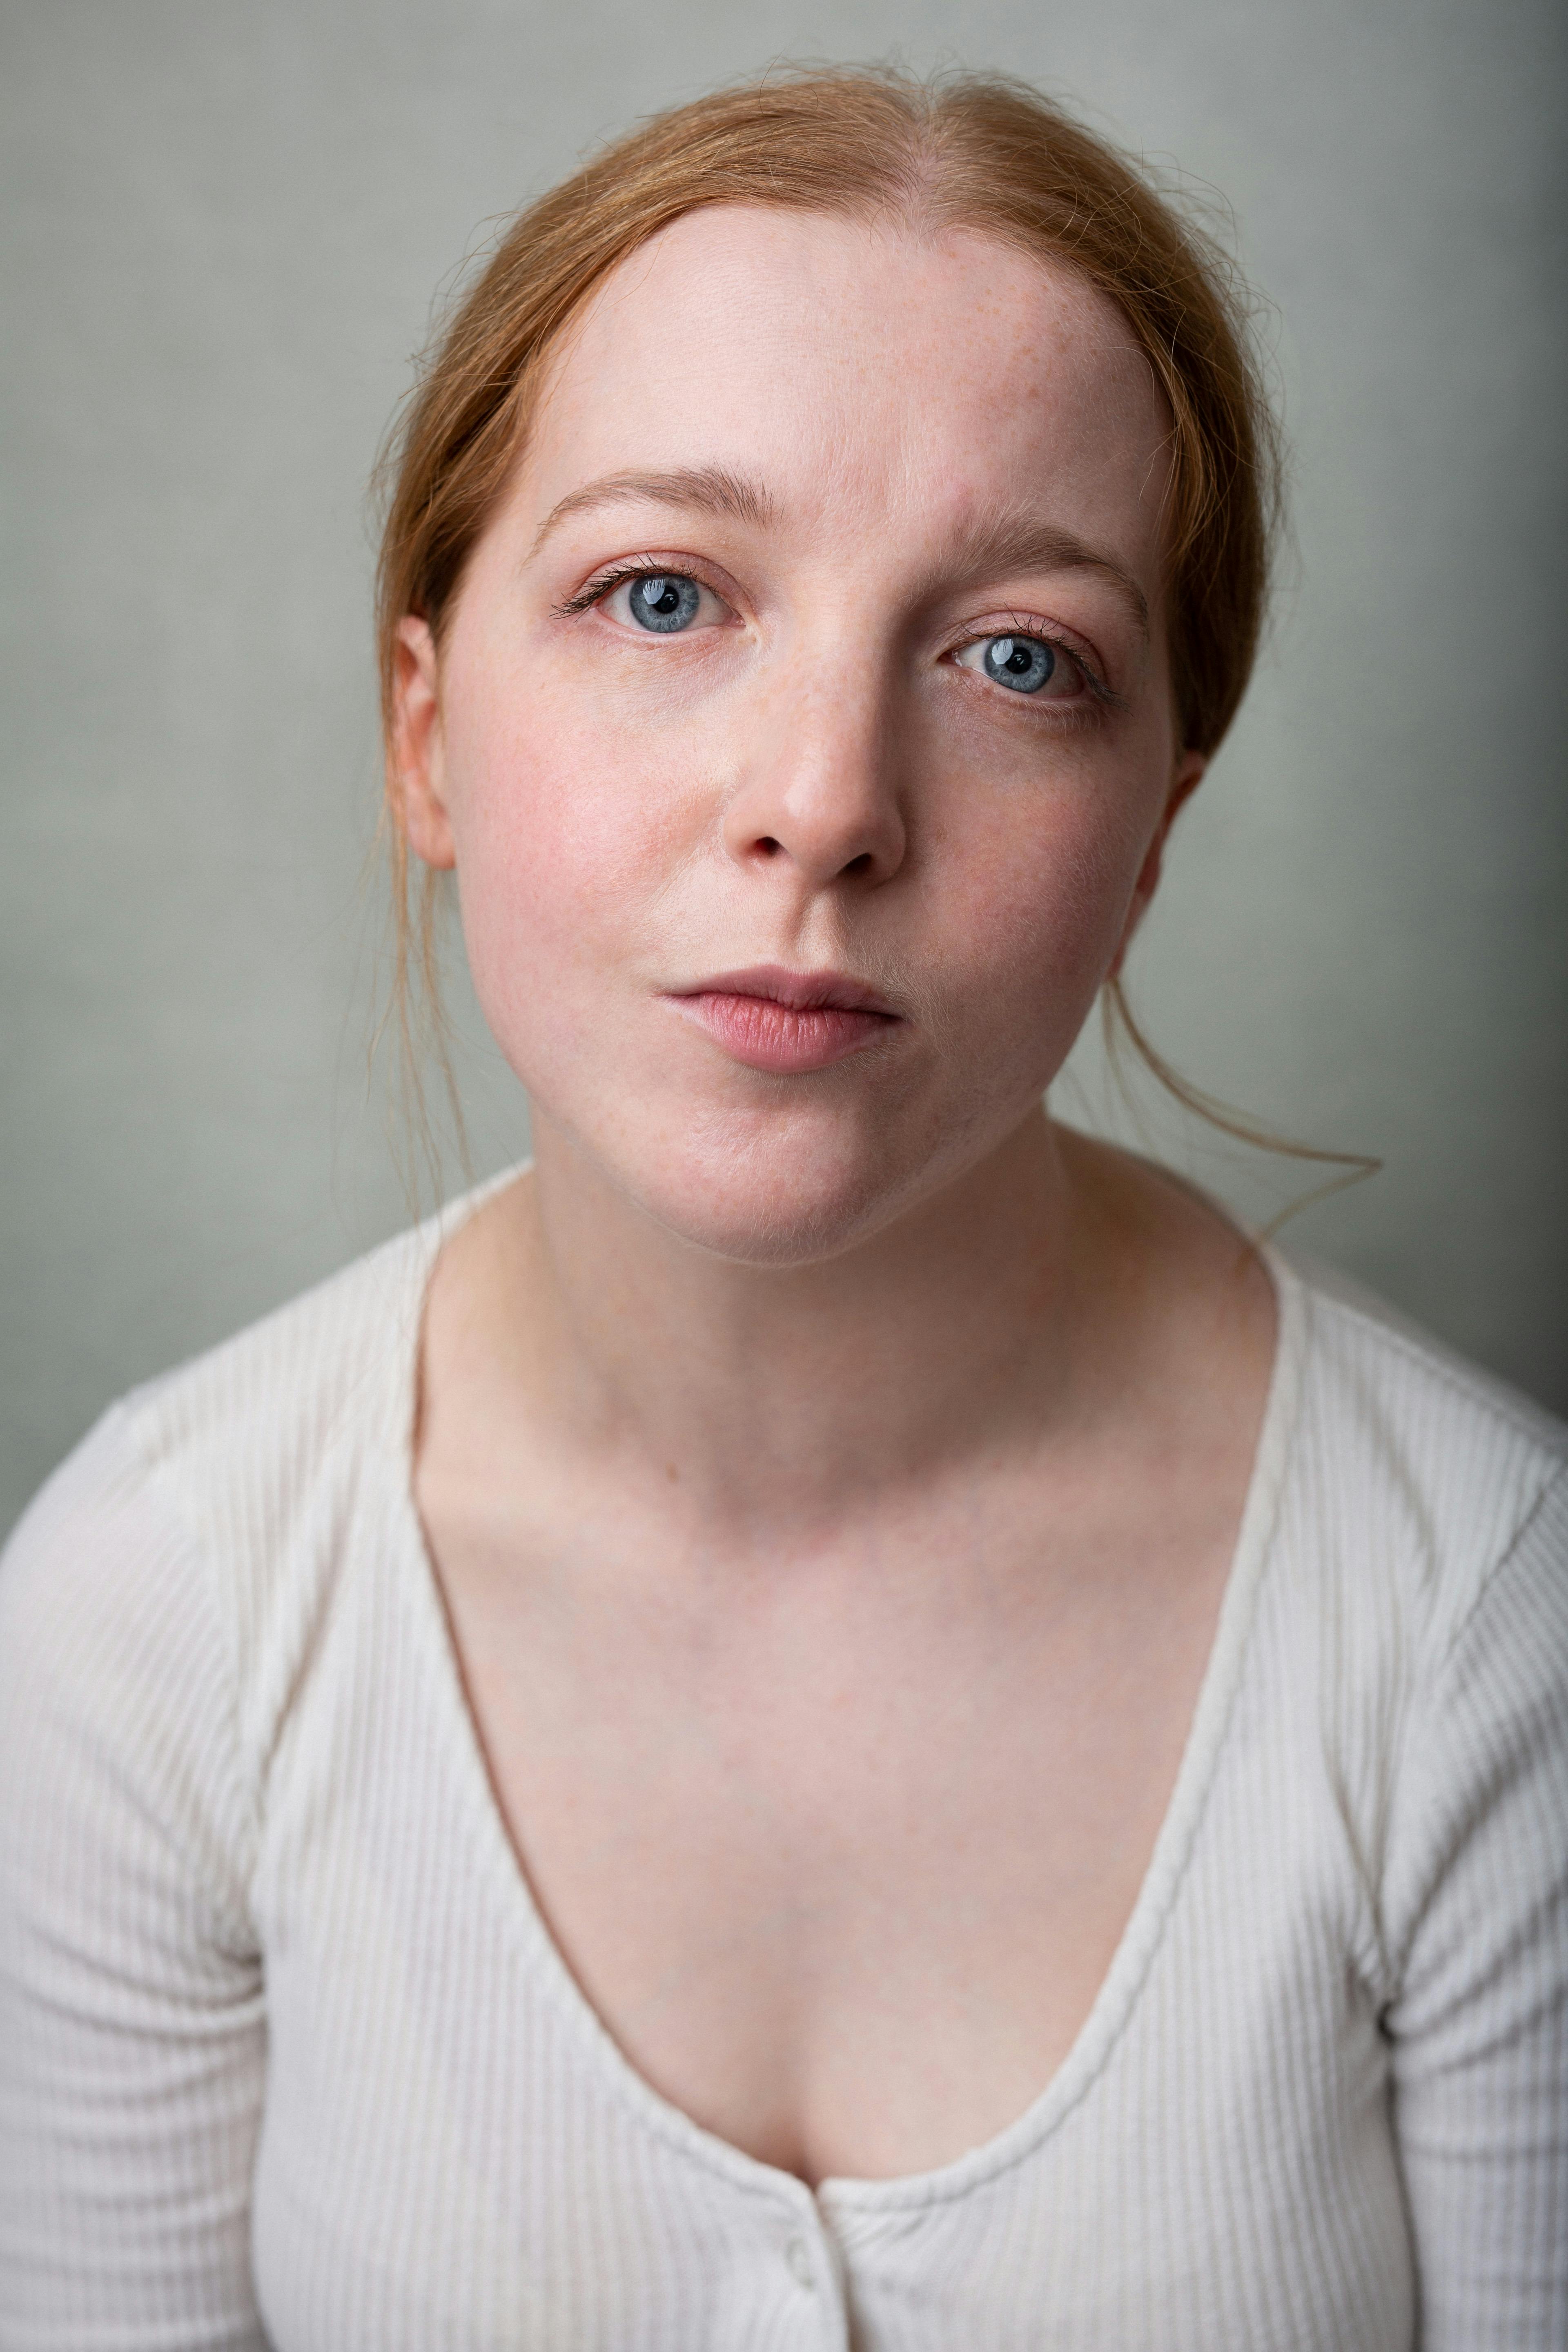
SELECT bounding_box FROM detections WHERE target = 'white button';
[786,2234,816,2290]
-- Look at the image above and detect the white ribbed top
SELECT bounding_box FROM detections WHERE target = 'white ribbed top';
[2,1193,1565,2350]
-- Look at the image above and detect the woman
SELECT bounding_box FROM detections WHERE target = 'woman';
[0,67,1563,2351]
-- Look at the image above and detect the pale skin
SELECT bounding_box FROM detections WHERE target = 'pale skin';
[394,203,1276,2186]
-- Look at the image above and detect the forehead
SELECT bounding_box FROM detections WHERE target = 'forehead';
[522,203,1170,568]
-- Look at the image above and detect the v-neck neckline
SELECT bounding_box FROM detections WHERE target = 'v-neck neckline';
[380,1167,1308,2220]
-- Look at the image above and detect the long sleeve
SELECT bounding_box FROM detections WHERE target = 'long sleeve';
[0,1405,268,2349]
[1383,1466,1568,2349]
[3,1234,1566,2351]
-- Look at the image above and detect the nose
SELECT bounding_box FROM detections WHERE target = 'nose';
[720,661,907,891]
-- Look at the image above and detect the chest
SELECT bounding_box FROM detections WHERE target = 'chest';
[253,1618,1412,2352]
[251,1513,1414,2352]
[425,1490,1232,2185]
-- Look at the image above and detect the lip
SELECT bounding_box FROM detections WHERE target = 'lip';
[666,964,903,1074]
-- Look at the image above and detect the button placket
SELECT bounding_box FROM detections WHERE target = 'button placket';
[785,2232,817,2291]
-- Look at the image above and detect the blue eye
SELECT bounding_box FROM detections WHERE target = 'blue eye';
[626,573,702,633]
[981,635,1056,693]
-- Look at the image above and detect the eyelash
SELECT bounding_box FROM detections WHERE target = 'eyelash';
[952,613,1123,712]
[553,565,1125,714]
[551,559,709,620]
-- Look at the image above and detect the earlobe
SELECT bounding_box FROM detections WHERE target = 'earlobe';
[1165,749,1208,830]
[1108,750,1207,978]
[390,615,457,871]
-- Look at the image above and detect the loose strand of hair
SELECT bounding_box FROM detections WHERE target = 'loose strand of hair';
[1102,976,1380,1236]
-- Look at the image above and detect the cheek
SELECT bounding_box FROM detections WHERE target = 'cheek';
[929,764,1152,1025]
[440,668,701,1067]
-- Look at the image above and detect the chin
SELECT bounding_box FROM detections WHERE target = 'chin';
[601,1100,943,1270]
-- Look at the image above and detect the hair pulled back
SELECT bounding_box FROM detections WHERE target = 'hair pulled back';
[375,67,1300,1186]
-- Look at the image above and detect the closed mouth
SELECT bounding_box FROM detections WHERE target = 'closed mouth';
[666,965,903,1073]
[675,965,900,1018]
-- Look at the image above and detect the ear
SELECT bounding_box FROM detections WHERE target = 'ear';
[1109,749,1207,979]
[390,615,457,871]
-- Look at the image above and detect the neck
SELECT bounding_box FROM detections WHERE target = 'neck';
[506,1105,1102,1544]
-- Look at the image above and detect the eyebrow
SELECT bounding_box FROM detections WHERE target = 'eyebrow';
[950,511,1151,643]
[530,466,774,556]
[530,468,1150,641]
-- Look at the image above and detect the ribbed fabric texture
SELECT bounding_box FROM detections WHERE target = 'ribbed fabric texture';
[1,1202,1564,2351]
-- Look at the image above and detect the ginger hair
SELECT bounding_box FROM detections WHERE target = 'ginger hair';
[373,67,1367,1202]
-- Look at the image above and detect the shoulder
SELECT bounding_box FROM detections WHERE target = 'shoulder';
[0,1203,453,1797]
[1243,1256,1568,2022]
[123,1209,441,1530]
[1278,1248,1567,1655]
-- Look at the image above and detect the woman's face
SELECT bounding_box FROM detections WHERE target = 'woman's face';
[398,203,1198,1262]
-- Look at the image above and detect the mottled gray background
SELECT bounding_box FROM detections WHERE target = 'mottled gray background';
[3,0,1566,1536]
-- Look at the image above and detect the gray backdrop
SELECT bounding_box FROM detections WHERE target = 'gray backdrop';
[4,0,1566,1538]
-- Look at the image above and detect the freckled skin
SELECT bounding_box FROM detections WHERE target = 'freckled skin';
[399,205,1188,1262]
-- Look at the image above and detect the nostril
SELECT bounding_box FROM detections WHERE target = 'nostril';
[842,851,873,878]
[755,837,782,858]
